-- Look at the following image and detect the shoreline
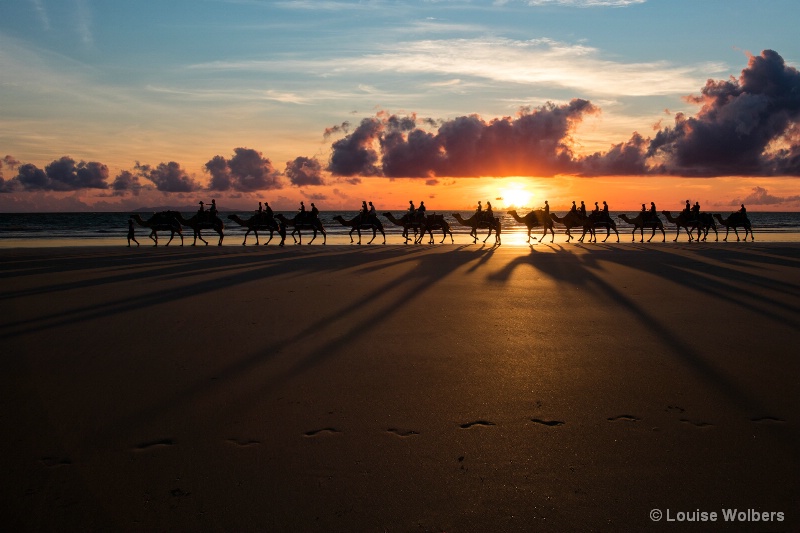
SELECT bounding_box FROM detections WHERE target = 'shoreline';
[1,244,798,530]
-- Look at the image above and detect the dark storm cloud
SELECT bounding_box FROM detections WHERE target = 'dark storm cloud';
[285,156,325,186]
[327,117,384,177]
[733,186,800,206]
[111,170,143,196]
[204,148,283,192]
[646,50,800,176]
[327,100,598,178]
[138,161,200,193]
[578,132,650,176]
[46,158,110,190]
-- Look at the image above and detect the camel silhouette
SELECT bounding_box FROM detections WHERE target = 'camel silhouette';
[174,212,225,246]
[617,212,666,242]
[550,211,619,243]
[419,214,455,244]
[382,212,423,244]
[227,214,286,246]
[507,209,554,243]
[332,214,386,245]
[661,210,717,242]
[713,212,754,241]
[274,213,326,245]
[131,212,183,246]
[451,212,501,245]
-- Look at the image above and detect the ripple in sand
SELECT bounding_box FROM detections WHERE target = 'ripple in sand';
[226,438,261,447]
[304,428,341,437]
[134,438,174,451]
[680,419,714,428]
[530,418,565,426]
[607,415,640,422]
[459,420,495,429]
[387,428,420,437]
[751,416,785,424]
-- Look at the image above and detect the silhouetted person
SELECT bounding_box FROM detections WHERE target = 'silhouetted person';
[408,200,416,218]
[257,201,263,216]
[265,202,273,218]
[570,201,577,213]
[740,203,747,215]
[476,200,483,216]
[127,218,139,247]
[198,201,206,220]
[418,201,426,220]
[209,199,218,219]
[310,202,319,218]
[361,200,368,215]
[579,201,586,217]
[299,201,306,219]
[543,200,550,216]
[649,202,657,221]
[368,201,376,218]
[692,201,700,219]
[486,201,493,220]
[684,199,691,214]
[641,203,647,214]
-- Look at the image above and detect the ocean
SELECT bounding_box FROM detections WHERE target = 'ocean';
[1,210,799,247]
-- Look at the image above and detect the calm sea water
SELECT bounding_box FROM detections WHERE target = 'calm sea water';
[1,210,798,246]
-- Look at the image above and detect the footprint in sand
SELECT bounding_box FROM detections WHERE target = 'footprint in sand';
[39,457,72,468]
[387,428,420,437]
[304,428,341,437]
[530,418,565,427]
[459,420,495,429]
[680,419,714,428]
[666,405,685,414]
[751,416,785,424]
[607,415,641,422]
[226,438,261,447]
[134,438,174,451]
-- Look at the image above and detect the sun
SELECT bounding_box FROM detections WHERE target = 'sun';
[498,186,532,209]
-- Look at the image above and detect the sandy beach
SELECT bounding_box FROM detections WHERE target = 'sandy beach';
[1,243,798,531]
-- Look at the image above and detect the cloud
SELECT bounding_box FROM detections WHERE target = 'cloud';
[138,161,201,193]
[285,156,325,186]
[204,148,283,192]
[111,170,143,196]
[733,186,800,206]
[505,0,646,6]
[647,50,800,176]
[328,99,598,178]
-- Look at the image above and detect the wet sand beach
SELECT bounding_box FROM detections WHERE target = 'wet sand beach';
[1,243,798,531]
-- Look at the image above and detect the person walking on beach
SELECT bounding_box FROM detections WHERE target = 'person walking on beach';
[127,218,139,247]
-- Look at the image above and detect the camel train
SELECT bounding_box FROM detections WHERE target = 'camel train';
[130,203,754,247]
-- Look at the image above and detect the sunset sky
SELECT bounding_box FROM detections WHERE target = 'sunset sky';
[1,0,799,212]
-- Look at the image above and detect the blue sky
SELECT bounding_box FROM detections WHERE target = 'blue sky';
[1,0,799,211]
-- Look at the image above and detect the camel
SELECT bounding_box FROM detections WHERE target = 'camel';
[507,209,555,243]
[694,213,719,242]
[173,212,224,246]
[227,214,286,246]
[661,211,702,242]
[332,214,386,245]
[131,212,183,246]
[382,212,423,244]
[618,212,666,242]
[274,213,326,245]
[549,211,617,243]
[451,212,501,245]
[713,212,754,241]
[419,214,455,244]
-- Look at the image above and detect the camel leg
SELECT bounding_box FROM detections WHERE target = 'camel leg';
[348,228,355,243]
[166,232,175,246]
[264,231,274,245]
[380,229,386,245]
[149,231,158,246]
[602,227,610,243]
[307,230,317,245]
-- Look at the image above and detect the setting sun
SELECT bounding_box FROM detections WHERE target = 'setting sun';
[498,184,533,209]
